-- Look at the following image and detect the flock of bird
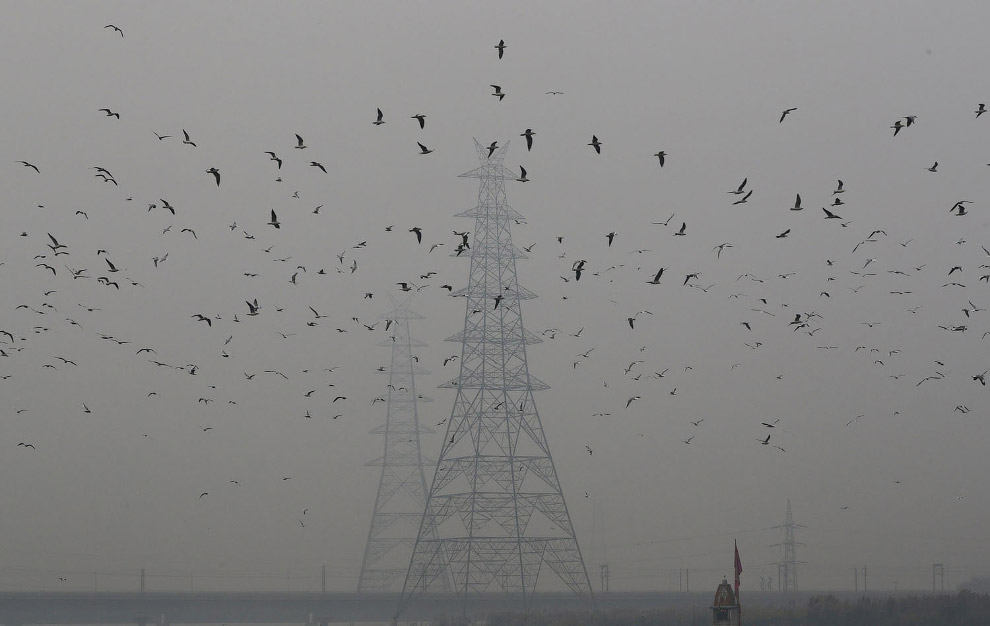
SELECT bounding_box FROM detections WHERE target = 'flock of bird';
[3,17,990,587]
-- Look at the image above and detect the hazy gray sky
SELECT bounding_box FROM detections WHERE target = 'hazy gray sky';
[2,0,989,594]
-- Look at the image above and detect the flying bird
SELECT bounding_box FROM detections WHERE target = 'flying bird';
[487,141,499,157]
[521,128,535,151]
[373,108,385,125]
[294,133,307,149]
[309,161,327,173]
[673,222,687,236]
[409,227,423,243]
[205,167,220,186]
[267,210,281,229]
[572,259,586,281]
[104,24,124,36]
[98,108,120,119]
[495,39,506,59]
[588,135,602,154]
[411,114,426,129]
[653,151,666,167]
[789,194,803,211]
[713,243,733,258]
[17,161,40,173]
[490,85,505,101]
[976,103,986,118]
[646,267,665,284]
[732,190,753,205]
[516,166,529,182]
[417,142,434,155]
[779,107,797,123]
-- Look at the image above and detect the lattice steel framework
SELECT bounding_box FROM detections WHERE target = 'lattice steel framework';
[358,294,443,593]
[772,498,806,592]
[397,140,592,615]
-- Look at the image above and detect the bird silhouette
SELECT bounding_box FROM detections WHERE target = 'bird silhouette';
[733,190,753,205]
[521,128,535,151]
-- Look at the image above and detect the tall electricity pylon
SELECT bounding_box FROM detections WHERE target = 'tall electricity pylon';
[357,294,441,593]
[397,140,592,616]
[772,498,806,592]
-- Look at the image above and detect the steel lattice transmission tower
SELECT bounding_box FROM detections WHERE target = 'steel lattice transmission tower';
[397,140,593,615]
[772,498,806,592]
[358,294,446,593]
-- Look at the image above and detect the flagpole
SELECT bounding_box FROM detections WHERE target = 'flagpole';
[734,540,742,626]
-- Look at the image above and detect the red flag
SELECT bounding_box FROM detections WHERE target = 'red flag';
[734,540,742,596]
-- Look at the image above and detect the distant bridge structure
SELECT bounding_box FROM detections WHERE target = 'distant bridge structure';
[0,589,870,624]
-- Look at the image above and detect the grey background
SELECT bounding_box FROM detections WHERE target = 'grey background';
[1,1,988,593]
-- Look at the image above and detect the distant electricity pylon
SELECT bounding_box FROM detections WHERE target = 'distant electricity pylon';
[397,140,593,616]
[772,498,806,592]
[932,563,945,592]
[357,294,444,593]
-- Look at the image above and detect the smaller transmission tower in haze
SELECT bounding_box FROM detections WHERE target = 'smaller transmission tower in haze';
[772,498,806,592]
[357,294,443,593]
